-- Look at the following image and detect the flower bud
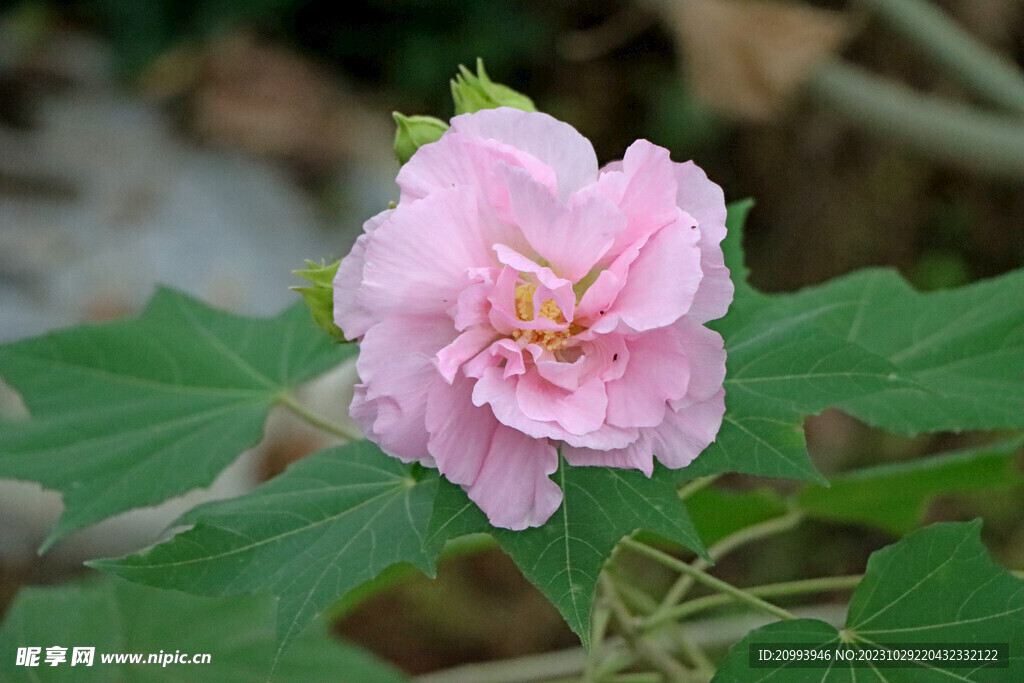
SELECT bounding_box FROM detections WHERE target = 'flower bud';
[392,113,448,165]
[292,260,348,342]
[450,58,536,115]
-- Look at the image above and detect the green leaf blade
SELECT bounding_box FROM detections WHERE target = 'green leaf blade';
[91,441,438,652]
[713,521,1024,681]
[0,577,405,682]
[0,289,353,546]
[428,462,707,647]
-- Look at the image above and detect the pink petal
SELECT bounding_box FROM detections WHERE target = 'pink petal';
[675,161,732,323]
[351,316,457,462]
[562,436,655,476]
[649,388,726,469]
[673,318,727,401]
[450,107,599,198]
[334,209,391,339]
[492,244,576,325]
[501,165,624,282]
[435,327,500,383]
[516,371,608,436]
[426,375,562,530]
[605,328,692,429]
[675,160,727,247]
[595,140,682,256]
[594,219,703,333]
[397,133,557,208]
[359,188,504,319]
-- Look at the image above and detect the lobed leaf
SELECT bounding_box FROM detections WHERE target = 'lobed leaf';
[713,521,1024,681]
[0,289,352,548]
[90,442,438,658]
[0,577,404,682]
[427,462,708,647]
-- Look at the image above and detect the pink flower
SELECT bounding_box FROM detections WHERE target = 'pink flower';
[335,107,731,530]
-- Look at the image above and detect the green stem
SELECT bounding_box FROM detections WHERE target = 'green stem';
[658,511,803,612]
[671,628,715,681]
[677,475,721,500]
[645,574,863,630]
[808,60,1024,178]
[856,0,1024,116]
[622,537,798,622]
[602,575,693,682]
[276,392,362,441]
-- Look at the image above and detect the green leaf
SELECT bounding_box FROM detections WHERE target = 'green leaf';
[759,268,1024,433]
[713,521,1024,681]
[0,289,352,548]
[427,463,707,647]
[686,486,789,547]
[695,203,1023,487]
[89,441,438,655]
[0,577,405,682]
[720,198,761,311]
[797,438,1024,535]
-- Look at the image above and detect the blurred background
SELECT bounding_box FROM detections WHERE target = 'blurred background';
[1,0,1022,676]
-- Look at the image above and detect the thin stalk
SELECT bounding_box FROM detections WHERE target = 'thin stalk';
[602,575,693,682]
[658,511,803,612]
[671,628,715,681]
[645,574,864,630]
[622,537,798,622]
[856,0,1024,116]
[808,60,1024,178]
[276,392,362,441]
[587,601,613,681]
[677,475,721,500]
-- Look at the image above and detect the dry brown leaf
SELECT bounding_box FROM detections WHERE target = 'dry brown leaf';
[663,0,856,120]
[145,33,387,167]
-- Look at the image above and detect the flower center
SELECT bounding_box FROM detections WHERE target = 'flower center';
[511,283,573,351]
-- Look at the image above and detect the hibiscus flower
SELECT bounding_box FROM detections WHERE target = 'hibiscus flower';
[335,107,732,530]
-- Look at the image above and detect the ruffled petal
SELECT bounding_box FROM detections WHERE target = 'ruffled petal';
[648,388,726,469]
[450,107,599,198]
[333,209,391,339]
[426,375,561,530]
[594,139,681,256]
[351,316,457,462]
[562,435,654,477]
[359,188,505,319]
[605,327,692,429]
[501,165,624,282]
[397,132,558,208]
[592,219,703,333]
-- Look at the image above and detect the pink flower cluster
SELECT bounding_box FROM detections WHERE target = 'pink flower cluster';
[335,107,731,530]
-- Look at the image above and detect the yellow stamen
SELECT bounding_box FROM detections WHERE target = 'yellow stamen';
[512,283,573,351]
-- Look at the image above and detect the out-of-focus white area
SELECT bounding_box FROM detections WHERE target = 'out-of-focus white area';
[0,29,387,567]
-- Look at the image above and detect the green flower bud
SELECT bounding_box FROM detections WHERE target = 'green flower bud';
[393,112,448,165]
[451,58,536,115]
[292,260,348,343]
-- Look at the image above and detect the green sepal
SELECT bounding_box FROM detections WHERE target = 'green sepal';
[451,58,536,115]
[291,259,348,343]
[392,112,448,165]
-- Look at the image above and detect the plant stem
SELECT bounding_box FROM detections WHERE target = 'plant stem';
[645,574,863,630]
[658,511,803,612]
[808,60,1024,178]
[276,392,362,441]
[601,575,694,683]
[855,0,1024,116]
[677,475,721,500]
[621,537,798,622]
